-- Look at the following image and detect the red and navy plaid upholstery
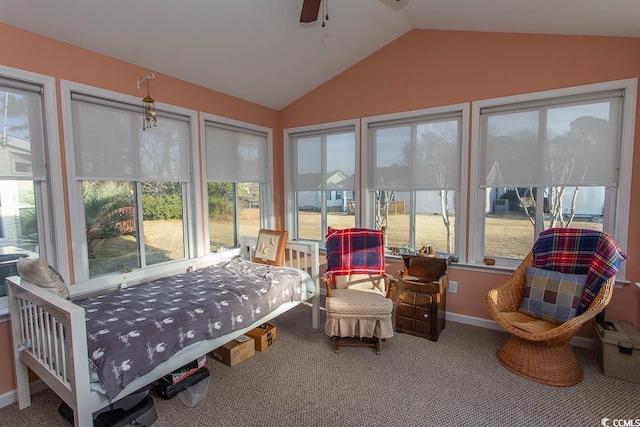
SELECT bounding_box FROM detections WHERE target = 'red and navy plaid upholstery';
[532,228,627,315]
[325,228,385,277]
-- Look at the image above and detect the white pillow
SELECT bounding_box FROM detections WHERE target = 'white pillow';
[16,258,70,300]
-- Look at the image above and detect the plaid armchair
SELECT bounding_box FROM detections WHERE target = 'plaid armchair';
[323,227,394,354]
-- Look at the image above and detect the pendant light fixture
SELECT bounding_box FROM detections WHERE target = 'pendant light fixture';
[136,72,157,131]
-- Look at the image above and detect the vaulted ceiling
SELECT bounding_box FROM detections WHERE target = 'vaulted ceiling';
[2,0,639,110]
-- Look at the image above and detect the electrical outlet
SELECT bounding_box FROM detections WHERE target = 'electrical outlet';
[449,280,458,294]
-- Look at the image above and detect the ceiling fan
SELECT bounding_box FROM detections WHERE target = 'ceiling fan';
[299,0,324,25]
[300,0,405,26]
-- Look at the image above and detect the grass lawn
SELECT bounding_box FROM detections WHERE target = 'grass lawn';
[90,210,603,276]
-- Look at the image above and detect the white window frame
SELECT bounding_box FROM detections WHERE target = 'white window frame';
[284,119,360,243]
[469,78,637,275]
[0,65,66,318]
[361,104,469,259]
[199,112,275,255]
[60,80,199,287]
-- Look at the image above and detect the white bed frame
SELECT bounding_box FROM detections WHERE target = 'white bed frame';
[7,238,319,427]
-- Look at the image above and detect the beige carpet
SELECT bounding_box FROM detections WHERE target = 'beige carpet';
[1,302,639,426]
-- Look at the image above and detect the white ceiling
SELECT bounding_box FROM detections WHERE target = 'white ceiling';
[2,0,639,110]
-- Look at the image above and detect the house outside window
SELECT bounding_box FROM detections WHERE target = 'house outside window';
[362,105,468,256]
[285,121,358,244]
[203,116,271,253]
[470,79,636,270]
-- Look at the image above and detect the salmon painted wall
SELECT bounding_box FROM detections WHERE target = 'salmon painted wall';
[0,22,280,398]
[280,29,640,330]
[1,24,639,400]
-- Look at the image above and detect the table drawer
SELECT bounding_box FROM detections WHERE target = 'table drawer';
[397,316,431,334]
[398,289,432,307]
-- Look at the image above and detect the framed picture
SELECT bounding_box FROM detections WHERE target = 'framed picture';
[253,229,288,266]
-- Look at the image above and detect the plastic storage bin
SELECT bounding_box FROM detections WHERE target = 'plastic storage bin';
[594,319,640,384]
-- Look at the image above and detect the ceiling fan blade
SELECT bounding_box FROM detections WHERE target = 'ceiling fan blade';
[300,0,321,23]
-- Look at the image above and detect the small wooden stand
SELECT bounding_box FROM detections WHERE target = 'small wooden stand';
[395,255,448,341]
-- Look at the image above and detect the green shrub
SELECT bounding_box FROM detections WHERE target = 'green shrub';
[208,196,233,220]
[142,194,183,220]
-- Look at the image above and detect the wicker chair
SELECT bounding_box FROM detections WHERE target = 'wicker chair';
[485,251,616,387]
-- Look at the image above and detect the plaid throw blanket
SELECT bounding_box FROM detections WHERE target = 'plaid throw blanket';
[532,228,627,315]
[326,228,385,277]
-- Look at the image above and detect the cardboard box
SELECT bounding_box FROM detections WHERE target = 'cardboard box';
[594,319,640,384]
[212,335,255,366]
[245,323,277,351]
[163,355,206,384]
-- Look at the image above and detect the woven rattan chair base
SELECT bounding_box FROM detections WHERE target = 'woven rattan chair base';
[496,335,583,387]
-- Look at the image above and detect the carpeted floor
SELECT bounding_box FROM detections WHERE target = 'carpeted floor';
[1,302,639,426]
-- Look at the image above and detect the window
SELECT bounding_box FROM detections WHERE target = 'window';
[203,117,271,252]
[0,68,63,300]
[64,83,195,281]
[470,79,636,269]
[363,106,468,256]
[286,121,358,243]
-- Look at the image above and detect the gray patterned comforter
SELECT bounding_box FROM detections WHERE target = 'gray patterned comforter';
[75,257,308,400]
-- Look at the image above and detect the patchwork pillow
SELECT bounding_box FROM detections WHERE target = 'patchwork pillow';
[518,266,586,324]
[17,258,70,300]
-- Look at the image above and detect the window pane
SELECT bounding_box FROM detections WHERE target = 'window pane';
[205,126,267,183]
[326,132,355,190]
[415,119,461,190]
[208,182,236,252]
[237,183,261,241]
[0,88,46,179]
[0,180,39,297]
[484,184,607,260]
[142,182,185,266]
[545,102,619,186]
[542,186,604,232]
[415,190,455,254]
[72,96,190,181]
[84,181,138,278]
[327,191,355,231]
[483,97,620,188]
[484,187,537,259]
[373,126,411,189]
[376,190,410,248]
[297,191,322,241]
[294,136,322,190]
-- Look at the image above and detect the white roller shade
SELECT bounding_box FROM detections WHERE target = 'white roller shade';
[205,122,267,183]
[290,127,355,191]
[71,93,191,182]
[480,92,622,188]
[0,78,46,181]
[370,115,461,191]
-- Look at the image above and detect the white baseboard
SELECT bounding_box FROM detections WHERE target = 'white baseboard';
[0,379,48,409]
[445,311,594,350]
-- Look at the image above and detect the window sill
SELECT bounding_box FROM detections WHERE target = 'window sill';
[448,262,516,275]
[447,262,628,289]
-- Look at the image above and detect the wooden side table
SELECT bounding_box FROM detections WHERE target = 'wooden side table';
[394,255,448,342]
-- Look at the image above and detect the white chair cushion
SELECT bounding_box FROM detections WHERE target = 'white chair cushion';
[334,274,386,295]
[326,288,393,316]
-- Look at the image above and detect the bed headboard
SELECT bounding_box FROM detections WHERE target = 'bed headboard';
[240,236,319,285]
